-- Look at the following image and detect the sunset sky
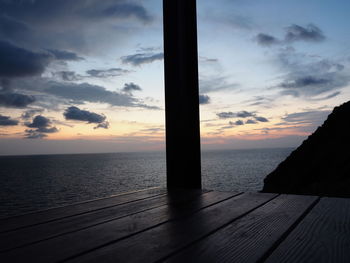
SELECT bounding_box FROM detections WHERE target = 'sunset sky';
[0,0,349,155]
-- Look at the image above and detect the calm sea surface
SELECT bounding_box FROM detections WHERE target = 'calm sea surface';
[0,148,293,218]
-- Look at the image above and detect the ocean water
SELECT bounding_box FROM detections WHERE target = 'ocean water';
[0,148,293,218]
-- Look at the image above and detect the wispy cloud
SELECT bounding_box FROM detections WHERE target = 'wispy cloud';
[121,52,164,66]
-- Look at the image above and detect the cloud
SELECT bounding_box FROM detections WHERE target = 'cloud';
[121,52,164,66]
[285,24,325,42]
[199,94,210,104]
[47,49,83,61]
[122,83,142,93]
[64,106,109,129]
[0,40,51,78]
[246,119,257,124]
[236,111,255,118]
[255,33,280,46]
[25,115,58,138]
[254,116,269,122]
[86,68,129,78]
[24,131,47,139]
[255,24,325,48]
[0,0,153,24]
[0,92,36,108]
[0,0,153,53]
[0,14,31,42]
[276,49,349,98]
[229,120,244,126]
[45,82,144,108]
[21,109,44,119]
[54,71,83,81]
[217,111,255,119]
[199,76,239,93]
[199,56,219,63]
[279,73,348,98]
[0,115,18,126]
[100,2,152,23]
[244,96,274,107]
[281,110,330,125]
[217,112,236,119]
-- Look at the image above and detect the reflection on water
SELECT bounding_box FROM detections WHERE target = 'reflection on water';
[0,148,292,217]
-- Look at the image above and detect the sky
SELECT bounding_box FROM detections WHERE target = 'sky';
[0,0,349,155]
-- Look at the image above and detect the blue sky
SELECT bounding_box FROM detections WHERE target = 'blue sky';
[0,0,349,155]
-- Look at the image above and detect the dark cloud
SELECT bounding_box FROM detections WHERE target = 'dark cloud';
[217,111,255,119]
[0,114,18,126]
[254,116,269,122]
[0,92,35,108]
[21,109,44,119]
[64,106,109,129]
[87,68,129,78]
[255,24,325,48]
[0,0,152,24]
[236,111,255,118]
[281,76,331,89]
[47,49,84,61]
[121,52,164,66]
[285,24,325,42]
[122,83,142,93]
[26,115,51,129]
[24,131,47,139]
[100,2,152,22]
[277,49,349,98]
[229,120,244,126]
[0,73,37,111]
[255,33,279,46]
[246,119,257,124]
[217,112,236,119]
[199,94,210,105]
[54,71,83,81]
[0,14,31,42]
[0,40,51,77]
[25,115,58,138]
[311,91,341,101]
[0,0,153,53]
[45,82,137,107]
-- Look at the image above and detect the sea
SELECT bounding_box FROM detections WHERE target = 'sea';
[0,148,293,218]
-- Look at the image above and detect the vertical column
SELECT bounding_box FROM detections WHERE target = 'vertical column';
[163,0,201,189]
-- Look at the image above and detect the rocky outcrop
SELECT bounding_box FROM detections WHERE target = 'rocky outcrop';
[263,101,350,197]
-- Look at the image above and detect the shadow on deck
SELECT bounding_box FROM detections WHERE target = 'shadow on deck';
[1,187,349,262]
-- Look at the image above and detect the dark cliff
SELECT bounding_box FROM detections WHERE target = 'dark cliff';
[263,100,350,197]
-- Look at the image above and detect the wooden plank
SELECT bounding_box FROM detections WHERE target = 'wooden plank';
[0,187,166,233]
[66,192,277,263]
[1,191,239,263]
[163,0,202,188]
[164,194,318,263]
[265,197,350,263]
[0,189,208,252]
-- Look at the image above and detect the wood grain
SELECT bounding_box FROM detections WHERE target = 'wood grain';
[67,193,277,263]
[265,197,350,263]
[1,191,238,263]
[164,194,317,263]
[0,187,166,233]
[0,189,207,252]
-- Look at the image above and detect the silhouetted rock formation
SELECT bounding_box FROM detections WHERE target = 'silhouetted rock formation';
[263,101,350,197]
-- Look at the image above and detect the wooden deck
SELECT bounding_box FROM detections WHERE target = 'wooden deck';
[1,188,349,263]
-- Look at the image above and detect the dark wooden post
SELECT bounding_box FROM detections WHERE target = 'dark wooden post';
[163,0,201,189]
